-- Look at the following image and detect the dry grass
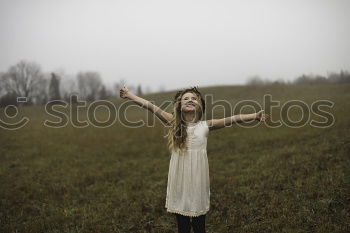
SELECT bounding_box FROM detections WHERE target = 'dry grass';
[0,84,349,233]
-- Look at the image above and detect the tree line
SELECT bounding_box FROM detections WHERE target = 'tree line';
[246,70,350,86]
[1,60,349,107]
[0,60,146,107]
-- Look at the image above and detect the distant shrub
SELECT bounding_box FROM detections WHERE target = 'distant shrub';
[294,70,350,85]
[246,70,350,86]
[0,91,18,107]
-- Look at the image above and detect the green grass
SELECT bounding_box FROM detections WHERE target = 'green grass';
[0,84,349,233]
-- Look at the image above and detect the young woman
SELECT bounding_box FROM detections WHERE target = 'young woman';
[119,86,268,233]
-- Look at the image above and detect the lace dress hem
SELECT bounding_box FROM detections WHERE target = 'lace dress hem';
[165,206,209,217]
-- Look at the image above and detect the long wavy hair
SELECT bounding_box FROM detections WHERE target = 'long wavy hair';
[164,86,206,153]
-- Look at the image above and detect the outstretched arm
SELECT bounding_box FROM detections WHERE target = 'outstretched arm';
[120,87,173,125]
[206,110,269,131]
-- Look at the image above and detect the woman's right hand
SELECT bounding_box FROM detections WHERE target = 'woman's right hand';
[119,86,130,99]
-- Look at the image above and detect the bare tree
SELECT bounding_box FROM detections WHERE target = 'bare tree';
[58,71,78,102]
[31,76,49,104]
[0,72,4,97]
[48,73,61,101]
[77,71,103,101]
[271,78,287,85]
[327,70,350,84]
[246,75,265,85]
[136,84,143,96]
[1,60,46,104]
[98,85,109,100]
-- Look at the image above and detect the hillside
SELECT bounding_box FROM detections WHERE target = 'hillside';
[0,84,349,233]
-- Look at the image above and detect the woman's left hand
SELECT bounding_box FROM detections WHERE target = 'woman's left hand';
[256,110,269,122]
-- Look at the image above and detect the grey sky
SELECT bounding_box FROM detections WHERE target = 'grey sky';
[1,0,349,91]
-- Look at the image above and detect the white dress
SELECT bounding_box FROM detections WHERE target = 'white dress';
[165,120,210,217]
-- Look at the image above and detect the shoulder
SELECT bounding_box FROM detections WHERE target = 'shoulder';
[200,120,209,136]
[201,120,209,127]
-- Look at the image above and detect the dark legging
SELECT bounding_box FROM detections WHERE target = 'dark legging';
[175,213,206,233]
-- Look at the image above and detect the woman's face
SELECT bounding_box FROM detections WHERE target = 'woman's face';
[180,92,202,113]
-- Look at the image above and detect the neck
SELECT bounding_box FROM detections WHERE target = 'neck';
[183,112,198,123]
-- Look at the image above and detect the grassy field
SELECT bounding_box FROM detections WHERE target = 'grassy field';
[0,84,349,233]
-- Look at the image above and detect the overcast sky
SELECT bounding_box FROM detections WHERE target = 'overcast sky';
[0,0,349,92]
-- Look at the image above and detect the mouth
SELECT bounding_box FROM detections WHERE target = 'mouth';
[186,103,196,107]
